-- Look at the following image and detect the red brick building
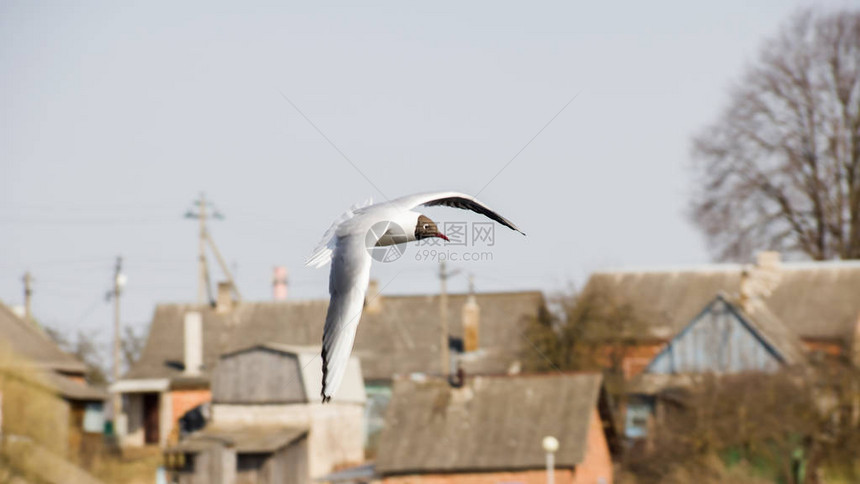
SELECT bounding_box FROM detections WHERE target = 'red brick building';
[580,252,860,380]
[375,373,615,484]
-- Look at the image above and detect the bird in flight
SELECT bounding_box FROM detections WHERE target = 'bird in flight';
[305,191,525,402]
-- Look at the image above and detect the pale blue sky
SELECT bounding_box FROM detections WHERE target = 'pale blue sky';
[1,1,851,343]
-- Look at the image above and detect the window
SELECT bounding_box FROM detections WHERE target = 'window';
[237,453,269,471]
[82,402,104,433]
[625,397,654,439]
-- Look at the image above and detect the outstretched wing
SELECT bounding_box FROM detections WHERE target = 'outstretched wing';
[305,198,374,268]
[320,233,373,402]
[388,191,525,235]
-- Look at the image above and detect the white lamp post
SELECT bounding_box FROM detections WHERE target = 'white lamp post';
[542,435,559,484]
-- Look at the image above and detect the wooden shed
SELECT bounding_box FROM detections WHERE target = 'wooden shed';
[211,344,365,405]
[167,343,366,482]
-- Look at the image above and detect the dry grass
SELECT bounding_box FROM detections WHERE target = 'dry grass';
[88,447,162,484]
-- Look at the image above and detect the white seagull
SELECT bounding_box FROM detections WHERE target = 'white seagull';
[305,191,525,402]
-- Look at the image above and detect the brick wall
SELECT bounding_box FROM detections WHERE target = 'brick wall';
[384,468,575,484]
[571,408,613,484]
[168,388,211,443]
[595,342,666,378]
[801,339,843,358]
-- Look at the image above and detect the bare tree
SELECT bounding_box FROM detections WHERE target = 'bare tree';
[120,324,148,369]
[625,365,860,484]
[46,327,108,385]
[691,10,860,261]
[522,281,643,381]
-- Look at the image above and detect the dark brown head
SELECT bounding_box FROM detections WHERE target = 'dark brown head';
[415,214,449,241]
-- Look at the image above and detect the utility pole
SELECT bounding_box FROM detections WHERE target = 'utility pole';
[197,193,209,305]
[112,256,124,420]
[438,260,460,377]
[185,193,242,305]
[22,272,33,325]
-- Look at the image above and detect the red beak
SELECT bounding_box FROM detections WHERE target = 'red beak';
[435,233,449,241]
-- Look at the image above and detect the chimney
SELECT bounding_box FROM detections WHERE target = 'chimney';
[462,276,480,352]
[216,281,233,313]
[740,251,783,311]
[272,266,288,301]
[756,251,781,272]
[365,279,382,314]
[184,312,203,375]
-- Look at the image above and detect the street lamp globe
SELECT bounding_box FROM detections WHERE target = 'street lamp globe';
[542,435,559,453]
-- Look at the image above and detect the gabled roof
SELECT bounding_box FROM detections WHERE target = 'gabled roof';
[46,372,108,401]
[375,373,603,474]
[582,259,860,341]
[0,302,87,374]
[125,291,545,383]
[732,298,807,366]
[216,343,366,404]
[171,426,307,454]
[643,294,806,376]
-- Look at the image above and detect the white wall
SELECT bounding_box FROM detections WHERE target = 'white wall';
[121,393,144,447]
[212,402,365,478]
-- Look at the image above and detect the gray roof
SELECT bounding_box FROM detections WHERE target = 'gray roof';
[46,372,108,401]
[375,373,603,475]
[171,426,307,453]
[730,297,807,366]
[0,302,87,374]
[125,291,545,382]
[582,260,860,341]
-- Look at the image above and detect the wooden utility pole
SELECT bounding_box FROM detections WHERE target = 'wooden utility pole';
[206,232,243,302]
[438,261,460,377]
[197,193,208,305]
[22,272,33,325]
[185,193,241,305]
[112,256,123,419]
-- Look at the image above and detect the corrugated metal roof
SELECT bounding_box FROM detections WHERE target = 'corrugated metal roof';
[46,372,107,401]
[583,260,860,341]
[125,291,545,383]
[171,426,307,453]
[375,373,603,474]
[0,302,87,374]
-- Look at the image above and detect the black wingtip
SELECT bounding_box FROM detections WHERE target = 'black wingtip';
[321,344,331,404]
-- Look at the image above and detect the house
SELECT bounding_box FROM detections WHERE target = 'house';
[114,283,546,448]
[0,301,106,462]
[579,252,860,379]
[374,372,615,484]
[623,294,807,439]
[164,342,365,483]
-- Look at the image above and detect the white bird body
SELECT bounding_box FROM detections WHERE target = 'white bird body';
[306,191,524,402]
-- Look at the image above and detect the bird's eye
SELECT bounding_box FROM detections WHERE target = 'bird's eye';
[423,224,428,230]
